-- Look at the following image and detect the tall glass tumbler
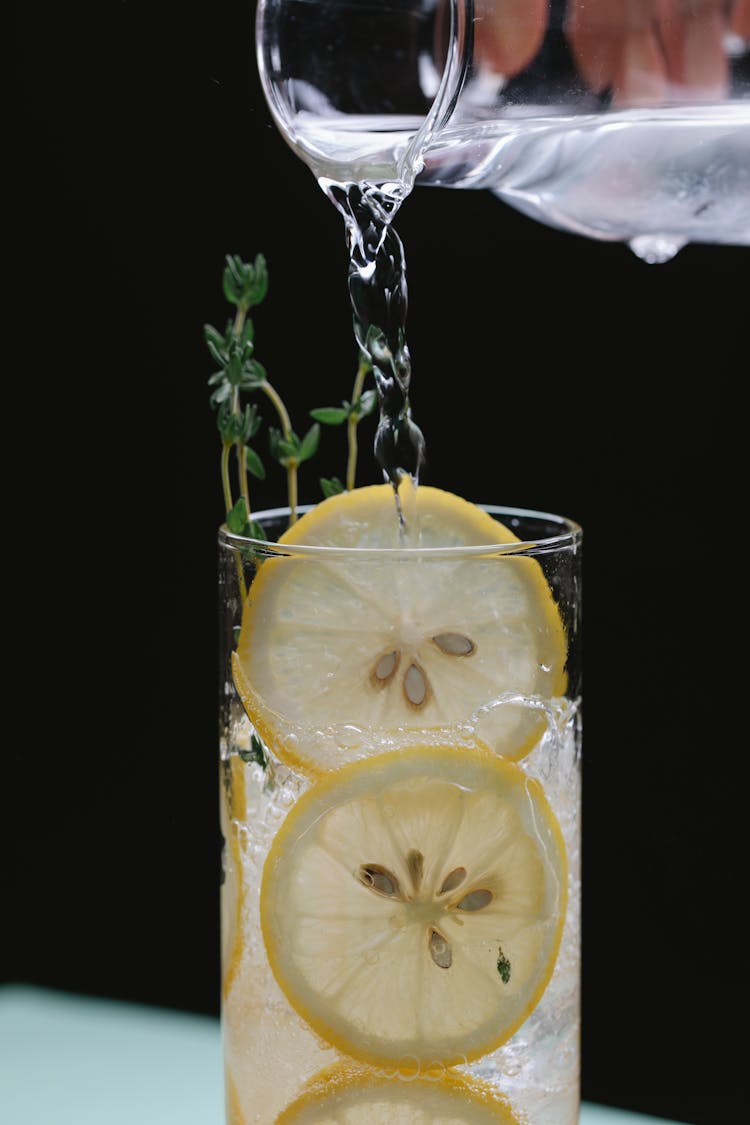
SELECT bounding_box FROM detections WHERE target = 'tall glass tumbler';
[218,498,582,1125]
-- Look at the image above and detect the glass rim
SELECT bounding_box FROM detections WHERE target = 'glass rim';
[218,502,582,560]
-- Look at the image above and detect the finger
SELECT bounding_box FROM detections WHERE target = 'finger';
[473,0,548,77]
[615,25,669,103]
[730,0,750,40]
[565,0,669,103]
[657,0,729,100]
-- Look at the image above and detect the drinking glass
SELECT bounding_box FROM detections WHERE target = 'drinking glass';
[219,501,582,1125]
[256,0,750,260]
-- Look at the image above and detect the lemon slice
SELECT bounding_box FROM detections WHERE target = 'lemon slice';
[276,1062,521,1124]
[261,745,567,1069]
[233,484,567,773]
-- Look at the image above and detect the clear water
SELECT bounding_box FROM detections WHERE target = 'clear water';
[303,103,750,263]
[323,180,426,485]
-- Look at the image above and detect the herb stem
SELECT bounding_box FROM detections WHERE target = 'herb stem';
[262,380,298,523]
[221,440,234,517]
[223,435,247,601]
[232,306,253,523]
[347,356,369,492]
[262,380,293,438]
[233,305,247,337]
[287,463,298,526]
[228,302,251,602]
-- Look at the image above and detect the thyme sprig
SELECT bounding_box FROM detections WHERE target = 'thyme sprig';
[206,253,319,533]
[208,252,380,557]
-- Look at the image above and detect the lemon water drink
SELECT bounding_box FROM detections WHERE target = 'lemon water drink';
[218,483,582,1124]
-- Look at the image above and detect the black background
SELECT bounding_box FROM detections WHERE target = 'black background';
[11,3,745,1124]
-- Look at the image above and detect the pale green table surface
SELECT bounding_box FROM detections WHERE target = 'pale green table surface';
[0,985,685,1125]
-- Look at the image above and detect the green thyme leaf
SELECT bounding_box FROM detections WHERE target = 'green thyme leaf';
[216,404,234,443]
[225,350,244,386]
[226,496,250,534]
[242,403,262,442]
[244,445,266,480]
[240,359,266,389]
[211,383,233,411]
[205,339,227,367]
[496,947,511,984]
[320,477,345,498]
[222,253,269,310]
[269,427,300,465]
[310,406,349,426]
[204,323,224,348]
[204,322,235,357]
[238,733,268,769]
[298,423,321,463]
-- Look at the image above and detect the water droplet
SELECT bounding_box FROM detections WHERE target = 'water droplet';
[628,234,687,263]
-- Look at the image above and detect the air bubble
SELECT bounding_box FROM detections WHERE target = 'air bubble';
[337,725,363,749]
[396,1057,421,1080]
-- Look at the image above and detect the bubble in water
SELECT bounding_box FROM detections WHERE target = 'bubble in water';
[337,724,364,750]
[396,1056,421,1079]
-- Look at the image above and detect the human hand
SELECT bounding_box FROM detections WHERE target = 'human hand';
[564,0,749,106]
[470,0,748,106]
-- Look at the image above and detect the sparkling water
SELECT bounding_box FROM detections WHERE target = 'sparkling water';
[221,689,581,1124]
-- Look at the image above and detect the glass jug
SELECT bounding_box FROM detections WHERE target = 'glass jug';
[256,0,750,261]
